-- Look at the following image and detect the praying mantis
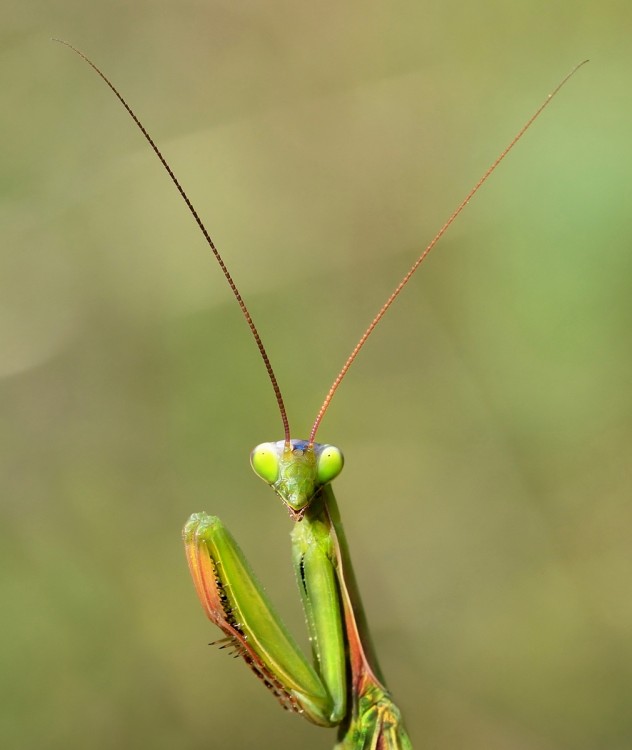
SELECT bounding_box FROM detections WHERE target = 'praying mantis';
[57,40,585,749]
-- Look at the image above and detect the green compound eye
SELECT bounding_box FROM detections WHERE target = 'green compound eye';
[316,445,344,485]
[250,442,280,485]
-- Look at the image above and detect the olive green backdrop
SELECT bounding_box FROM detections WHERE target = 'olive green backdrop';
[2,2,631,749]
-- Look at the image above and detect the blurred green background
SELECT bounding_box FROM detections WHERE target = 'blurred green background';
[2,2,631,749]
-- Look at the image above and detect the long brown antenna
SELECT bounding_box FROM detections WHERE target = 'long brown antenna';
[310,60,588,444]
[55,39,292,445]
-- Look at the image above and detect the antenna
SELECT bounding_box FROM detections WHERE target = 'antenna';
[54,40,291,445]
[309,60,588,444]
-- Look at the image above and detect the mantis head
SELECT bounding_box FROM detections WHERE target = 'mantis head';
[251,440,344,516]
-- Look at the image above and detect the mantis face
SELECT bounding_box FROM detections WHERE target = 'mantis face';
[251,440,344,515]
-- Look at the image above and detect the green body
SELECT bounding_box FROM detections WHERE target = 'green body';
[58,40,583,750]
[183,439,412,748]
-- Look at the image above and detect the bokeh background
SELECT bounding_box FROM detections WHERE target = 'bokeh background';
[3,2,631,749]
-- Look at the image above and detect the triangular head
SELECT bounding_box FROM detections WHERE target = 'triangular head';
[251,440,344,517]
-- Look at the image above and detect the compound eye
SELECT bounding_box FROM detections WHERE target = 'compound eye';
[250,443,280,485]
[316,445,344,485]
